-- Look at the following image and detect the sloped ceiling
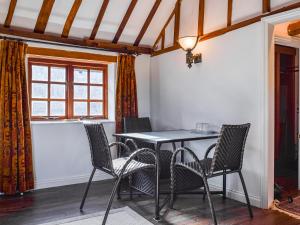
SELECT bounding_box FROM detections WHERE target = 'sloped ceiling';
[0,0,299,54]
[0,0,176,46]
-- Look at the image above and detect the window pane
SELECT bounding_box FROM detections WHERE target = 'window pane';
[32,101,48,116]
[32,65,48,81]
[50,101,65,116]
[90,86,103,100]
[51,67,66,82]
[32,83,48,98]
[90,102,103,116]
[51,84,65,99]
[74,85,87,99]
[74,102,87,116]
[74,68,88,83]
[90,70,103,84]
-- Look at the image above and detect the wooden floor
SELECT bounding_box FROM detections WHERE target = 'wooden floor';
[0,180,299,225]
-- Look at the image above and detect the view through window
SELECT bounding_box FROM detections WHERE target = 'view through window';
[28,58,108,120]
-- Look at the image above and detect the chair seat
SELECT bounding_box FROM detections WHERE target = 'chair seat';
[113,157,155,177]
[175,158,213,176]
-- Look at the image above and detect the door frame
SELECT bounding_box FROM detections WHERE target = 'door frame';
[261,8,300,209]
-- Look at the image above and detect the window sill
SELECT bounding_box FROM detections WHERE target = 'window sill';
[31,119,115,125]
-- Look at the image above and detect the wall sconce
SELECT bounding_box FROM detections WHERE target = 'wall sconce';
[178,36,202,68]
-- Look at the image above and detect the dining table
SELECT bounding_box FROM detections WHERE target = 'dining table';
[113,129,220,220]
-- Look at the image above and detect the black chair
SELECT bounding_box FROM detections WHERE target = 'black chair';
[122,117,174,196]
[170,124,253,225]
[80,123,158,225]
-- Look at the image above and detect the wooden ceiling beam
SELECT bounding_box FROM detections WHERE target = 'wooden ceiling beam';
[4,0,17,27]
[288,21,300,36]
[90,0,110,40]
[0,25,152,54]
[34,0,56,33]
[61,0,82,38]
[227,0,233,27]
[134,0,161,46]
[262,0,270,13]
[198,0,205,36]
[112,0,138,43]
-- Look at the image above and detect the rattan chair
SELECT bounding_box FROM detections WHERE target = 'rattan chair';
[80,123,158,225]
[170,124,253,225]
[122,117,173,196]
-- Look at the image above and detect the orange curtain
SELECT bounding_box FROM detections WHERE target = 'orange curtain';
[0,40,34,195]
[115,55,138,133]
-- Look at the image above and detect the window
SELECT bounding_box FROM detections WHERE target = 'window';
[28,58,108,120]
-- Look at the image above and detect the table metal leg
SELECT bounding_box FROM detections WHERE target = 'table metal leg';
[154,143,161,221]
[180,141,185,162]
[172,142,176,151]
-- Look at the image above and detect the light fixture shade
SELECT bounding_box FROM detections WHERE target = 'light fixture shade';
[178,36,199,51]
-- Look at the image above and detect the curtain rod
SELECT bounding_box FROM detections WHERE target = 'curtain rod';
[0,35,121,53]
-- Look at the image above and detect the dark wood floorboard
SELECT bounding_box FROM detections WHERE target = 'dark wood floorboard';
[0,180,299,225]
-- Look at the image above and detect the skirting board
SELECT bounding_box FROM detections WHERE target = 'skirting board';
[209,182,261,208]
[34,172,113,190]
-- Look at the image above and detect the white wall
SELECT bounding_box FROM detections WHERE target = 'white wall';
[30,47,151,189]
[150,22,265,207]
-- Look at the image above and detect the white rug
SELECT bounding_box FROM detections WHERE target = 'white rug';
[39,207,153,225]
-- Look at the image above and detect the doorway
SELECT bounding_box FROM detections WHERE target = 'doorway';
[274,44,299,200]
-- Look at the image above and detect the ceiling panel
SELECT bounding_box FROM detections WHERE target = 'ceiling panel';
[232,0,261,24]
[45,0,74,35]
[118,0,154,44]
[0,0,10,24]
[140,0,177,46]
[180,0,198,37]
[204,0,227,34]
[96,0,132,41]
[68,0,104,39]
[11,0,43,30]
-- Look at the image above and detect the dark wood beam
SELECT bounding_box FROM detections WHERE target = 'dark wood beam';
[61,0,82,38]
[112,0,138,43]
[28,46,117,62]
[227,0,233,27]
[90,0,110,40]
[0,25,152,54]
[263,0,270,13]
[34,0,56,33]
[134,0,161,46]
[152,1,300,57]
[4,0,17,27]
[85,39,152,54]
[174,0,181,45]
[288,21,300,36]
[198,0,205,36]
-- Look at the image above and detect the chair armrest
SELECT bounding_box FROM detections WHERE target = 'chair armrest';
[124,138,138,151]
[116,148,157,177]
[204,143,217,159]
[171,147,204,175]
[109,142,132,156]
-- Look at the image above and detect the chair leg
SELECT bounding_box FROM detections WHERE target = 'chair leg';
[170,167,175,209]
[203,177,218,225]
[117,180,121,200]
[80,168,96,211]
[129,175,133,200]
[102,177,122,225]
[238,171,253,218]
[223,172,226,199]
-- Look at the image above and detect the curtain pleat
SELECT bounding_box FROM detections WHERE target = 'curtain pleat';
[115,55,138,133]
[0,40,34,195]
